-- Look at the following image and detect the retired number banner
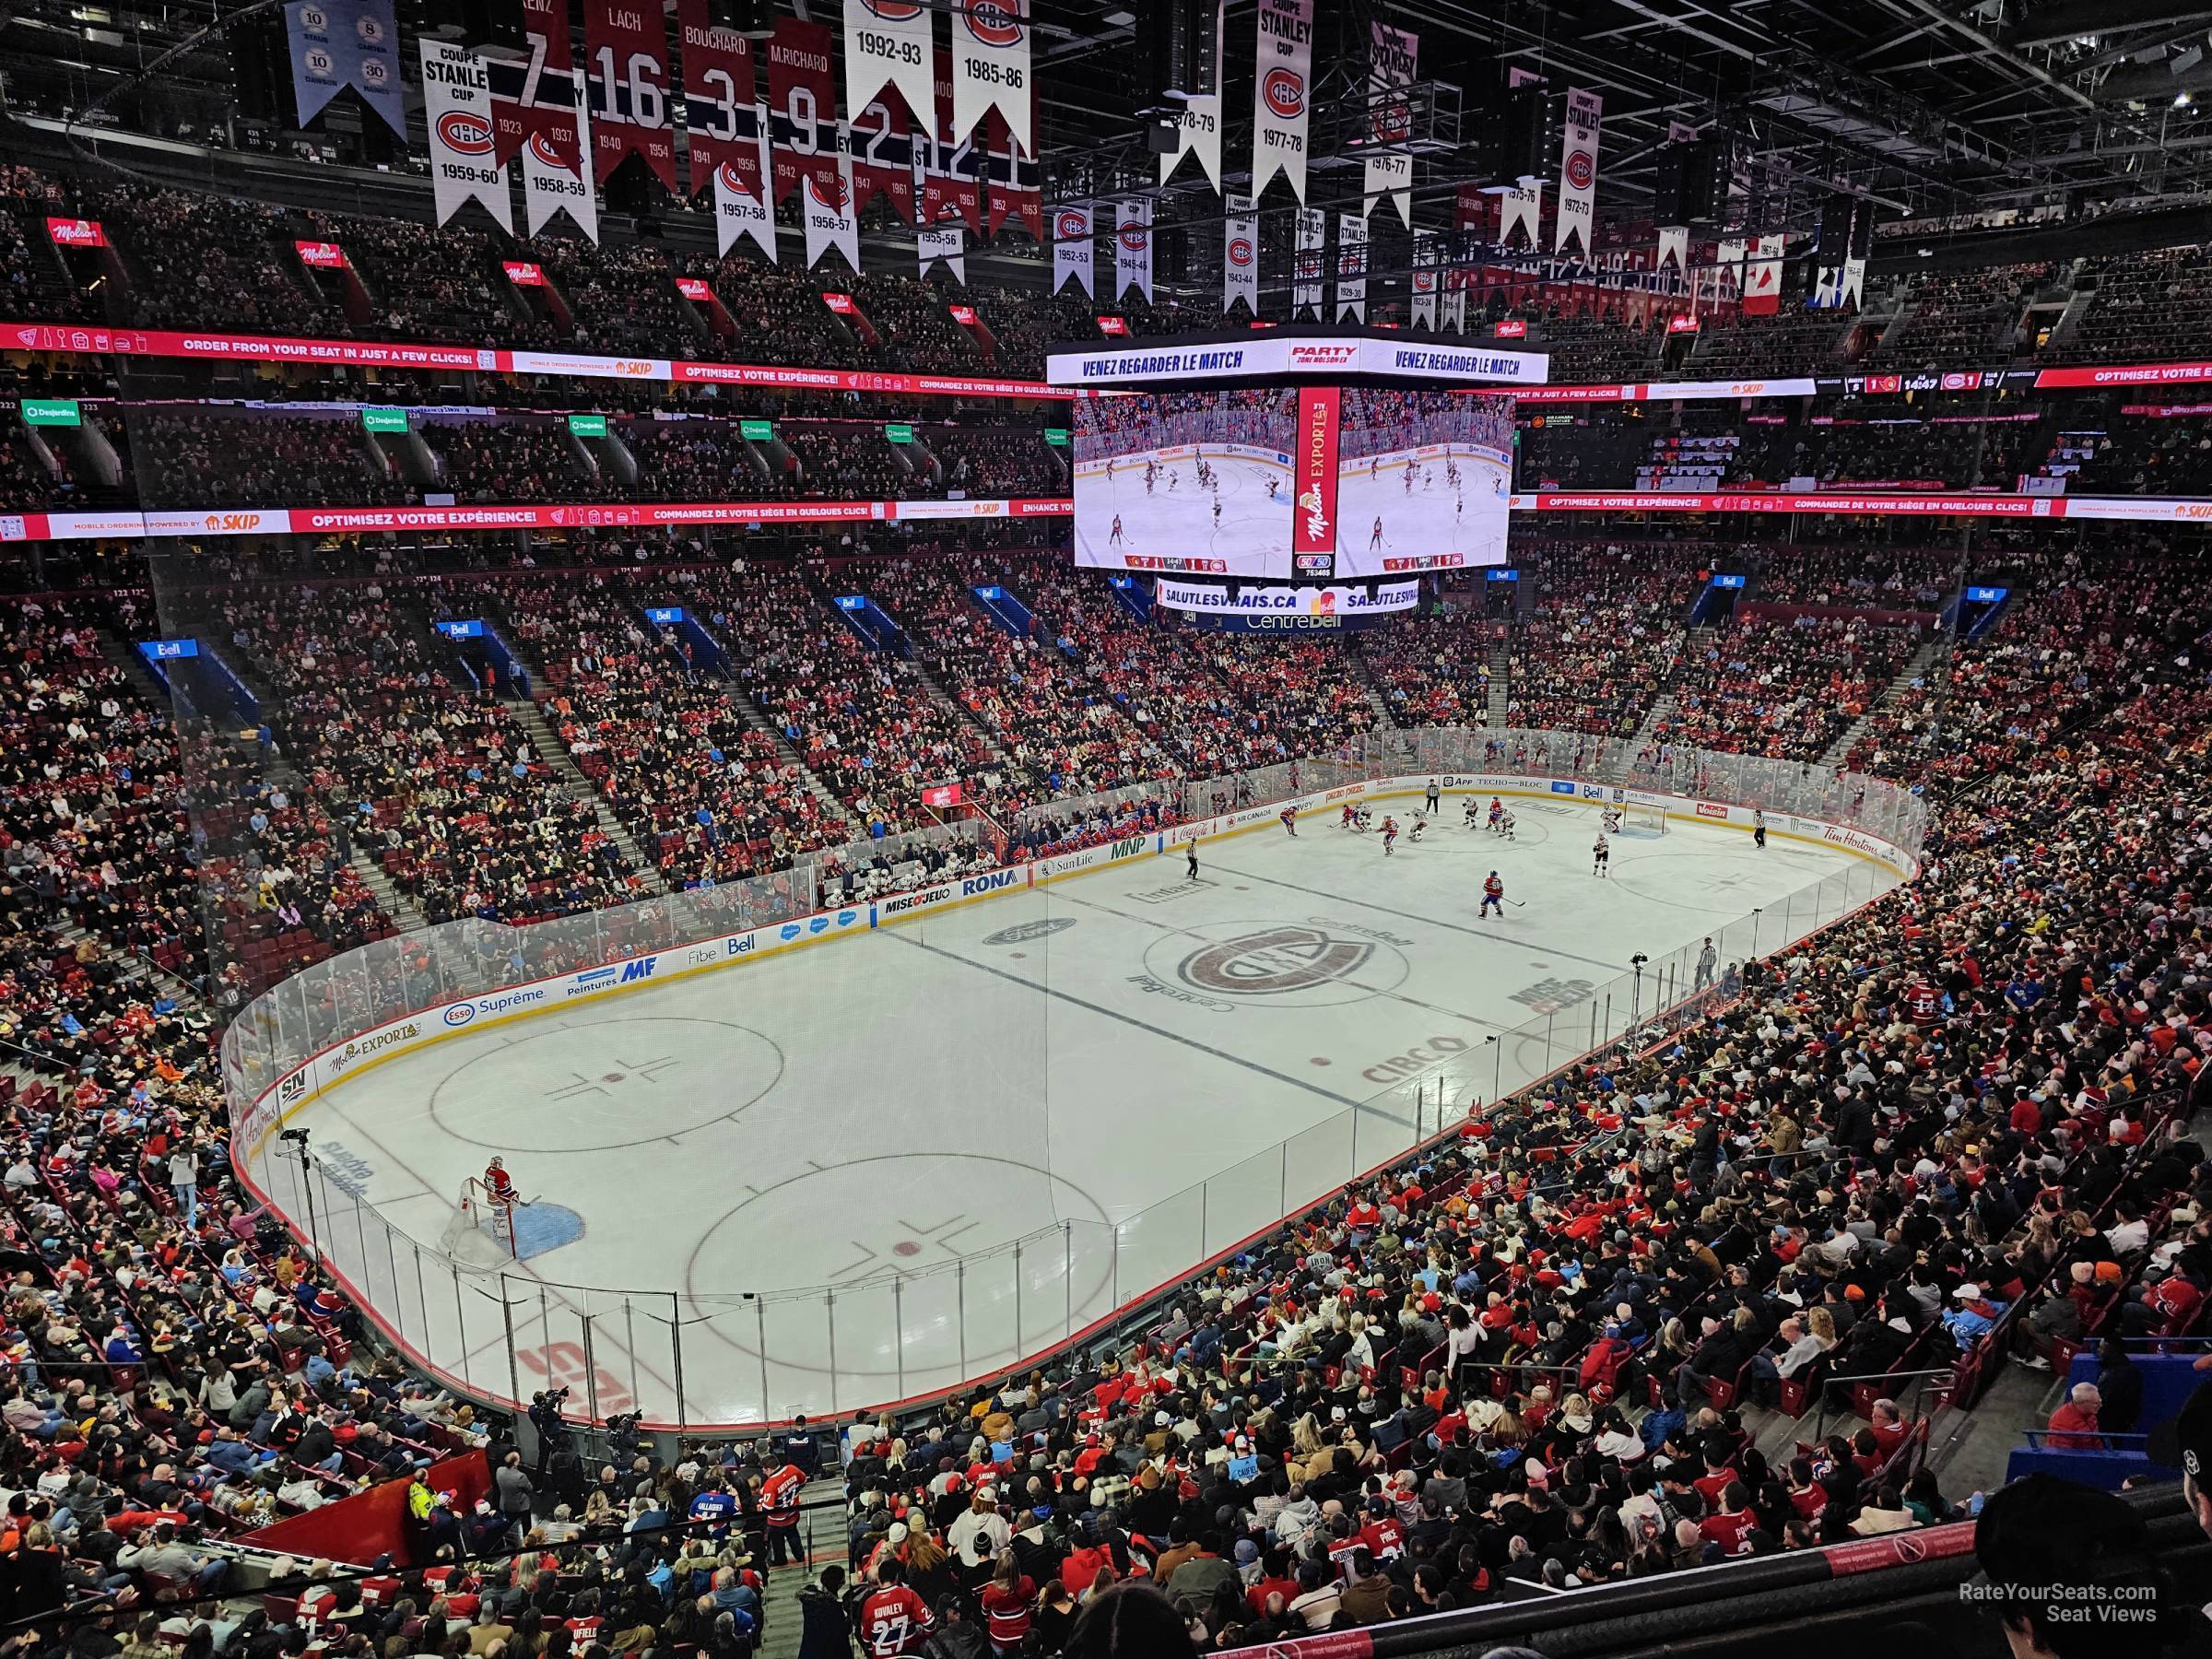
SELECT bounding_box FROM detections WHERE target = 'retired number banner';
[582,0,676,191]
[768,17,841,204]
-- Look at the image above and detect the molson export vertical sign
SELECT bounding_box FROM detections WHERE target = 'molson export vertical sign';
[1292,385,1340,575]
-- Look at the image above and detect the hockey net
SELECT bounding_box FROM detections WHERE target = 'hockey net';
[1615,802,1667,839]
[438,1177,518,1271]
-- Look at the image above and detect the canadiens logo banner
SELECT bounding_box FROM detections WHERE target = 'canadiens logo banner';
[582,0,676,191]
[1555,88,1601,254]
[422,39,513,232]
[1252,0,1316,202]
[1115,196,1153,302]
[1365,24,1417,226]
[1224,195,1259,316]
[1335,214,1368,323]
[1052,202,1093,297]
[1410,229,1438,329]
[951,0,1031,153]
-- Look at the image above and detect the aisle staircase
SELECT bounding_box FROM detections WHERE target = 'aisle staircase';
[1487,636,1511,724]
[1818,634,1944,769]
[503,697,668,893]
[1347,641,1399,727]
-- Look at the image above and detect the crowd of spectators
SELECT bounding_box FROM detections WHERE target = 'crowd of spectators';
[496,571,851,888]
[1505,543,1698,735]
[849,554,1176,800]
[1657,616,1923,761]
[1358,612,1498,727]
[1866,265,2052,370]
[1175,636,1382,760]
[215,590,643,927]
[2062,247,2212,366]
[0,521,2208,1642]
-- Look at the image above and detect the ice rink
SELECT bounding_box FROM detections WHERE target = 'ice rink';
[1335,445,1512,575]
[272,794,1896,1425]
[1073,450,1290,573]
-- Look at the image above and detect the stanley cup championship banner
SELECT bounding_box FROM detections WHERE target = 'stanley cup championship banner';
[1115,197,1153,302]
[1500,182,1542,249]
[802,140,860,272]
[582,0,676,190]
[952,0,1032,155]
[1252,0,1316,202]
[768,17,841,203]
[1335,214,1367,322]
[1224,195,1259,315]
[1292,206,1326,318]
[286,0,405,135]
[843,0,935,140]
[1555,88,1601,253]
[421,39,513,231]
[1410,228,1438,329]
[1365,23,1418,227]
[493,0,596,239]
[1052,201,1093,296]
[1162,0,1225,192]
[919,222,965,282]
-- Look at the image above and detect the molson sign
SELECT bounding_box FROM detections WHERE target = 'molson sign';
[1292,386,1340,565]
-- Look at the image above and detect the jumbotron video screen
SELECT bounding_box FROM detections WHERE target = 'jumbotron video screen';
[1072,386,1513,578]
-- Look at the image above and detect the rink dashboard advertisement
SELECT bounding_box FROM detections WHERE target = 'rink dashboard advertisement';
[1072,386,1514,580]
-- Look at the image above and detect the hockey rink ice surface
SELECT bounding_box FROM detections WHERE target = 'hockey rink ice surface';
[1335,447,1513,573]
[1073,452,1289,572]
[275,798,1895,1425]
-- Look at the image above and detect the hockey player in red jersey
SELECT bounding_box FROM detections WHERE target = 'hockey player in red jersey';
[1481,871,1505,919]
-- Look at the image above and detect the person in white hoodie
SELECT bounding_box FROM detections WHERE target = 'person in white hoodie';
[947,1488,1011,1569]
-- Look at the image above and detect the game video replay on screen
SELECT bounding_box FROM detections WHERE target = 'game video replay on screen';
[1072,387,1514,580]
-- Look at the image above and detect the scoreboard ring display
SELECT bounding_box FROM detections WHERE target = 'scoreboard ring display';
[1050,326,1540,598]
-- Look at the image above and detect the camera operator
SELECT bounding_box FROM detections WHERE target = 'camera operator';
[528,1386,571,1476]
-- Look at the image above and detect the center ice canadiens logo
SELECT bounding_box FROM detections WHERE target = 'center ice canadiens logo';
[1148,920,1408,1008]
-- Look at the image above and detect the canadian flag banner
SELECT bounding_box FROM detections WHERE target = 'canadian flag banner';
[1335,214,1368,323]
[1500,182,1542,249]
[802,136,860,272]
[951,0,1032,153]
[1252,0,1316,202]
[1052,202,1093,297]
[1114,196,1153,303]
[919,222,966,284]
[1161,0,1226,192]
[1410,229,1438,329]
[1554,88,1601,253]
[1744,233,1783,314]
[1292,206,1326,318]
[1364,23,1418,226]
[1224,195,1259,316]
[421,39,513,232]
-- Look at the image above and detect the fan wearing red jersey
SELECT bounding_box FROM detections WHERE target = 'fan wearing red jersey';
[859,1559,935,1657]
